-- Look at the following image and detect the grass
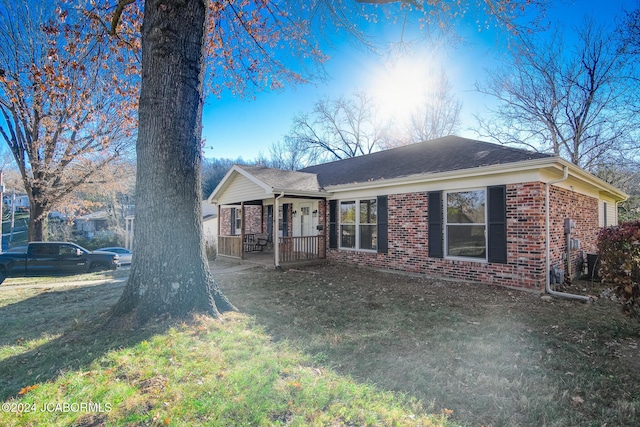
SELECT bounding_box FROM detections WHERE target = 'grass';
[1,268,130,287]
[0,275,454,426]
[215,261,640,427]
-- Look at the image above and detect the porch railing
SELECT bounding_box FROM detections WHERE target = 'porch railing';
[279,235,325,263]
[218,235,242,259]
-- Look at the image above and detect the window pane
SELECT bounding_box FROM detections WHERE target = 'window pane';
[359,224,377,250]
[59,245,77,257]
[447,225,486,258]
[360,199,377,224]
[341,225,356,248]
[447,190,485,224]
[340,201,356,224]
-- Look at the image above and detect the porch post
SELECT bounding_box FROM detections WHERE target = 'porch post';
[274,193,284,268]
[240,202,245,260]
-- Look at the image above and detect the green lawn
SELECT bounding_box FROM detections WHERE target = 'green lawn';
[0,279,454,426]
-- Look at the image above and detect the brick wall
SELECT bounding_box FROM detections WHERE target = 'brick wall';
[219,206,263,235]
[326,182,600,291]
[549,186,599,280]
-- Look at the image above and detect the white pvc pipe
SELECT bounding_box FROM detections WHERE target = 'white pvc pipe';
[545,166,591,302]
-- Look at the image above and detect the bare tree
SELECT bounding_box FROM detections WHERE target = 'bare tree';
[475,18,639,171]
[0,0,137,241]
[285,91,391,163]
[201,157,247,198]
[268,137,322,170]
[621,6,640,55]
[400,69,462,144]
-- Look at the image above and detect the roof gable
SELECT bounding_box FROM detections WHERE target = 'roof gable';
[239,165,320,192]
[208,164,322,204]
[300,136,553,187]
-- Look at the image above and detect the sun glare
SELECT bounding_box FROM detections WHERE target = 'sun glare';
[368,56,439,125]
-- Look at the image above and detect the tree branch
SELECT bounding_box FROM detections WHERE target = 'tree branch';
[110,0,136,36]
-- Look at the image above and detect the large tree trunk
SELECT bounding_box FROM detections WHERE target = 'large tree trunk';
[28,197,49,242]
[108,0,234,326]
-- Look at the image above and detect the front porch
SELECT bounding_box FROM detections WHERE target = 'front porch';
[218,234,327,267]
[208,164,330,268]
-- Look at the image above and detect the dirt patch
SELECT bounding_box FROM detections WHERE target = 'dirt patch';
[212,259,640,427]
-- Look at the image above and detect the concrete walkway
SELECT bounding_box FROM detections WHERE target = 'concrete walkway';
[209,261,261,275]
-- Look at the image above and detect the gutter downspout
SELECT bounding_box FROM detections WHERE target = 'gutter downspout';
[274,192,285,269]
[545,166,591,302]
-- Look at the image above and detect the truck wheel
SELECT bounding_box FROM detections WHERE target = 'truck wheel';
[0,270,6,285]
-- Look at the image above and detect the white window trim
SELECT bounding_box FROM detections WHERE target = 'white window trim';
[339,199,378,252]
[444,188,488,262]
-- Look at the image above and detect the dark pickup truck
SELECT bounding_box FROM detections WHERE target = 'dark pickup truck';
[0,242,120,284]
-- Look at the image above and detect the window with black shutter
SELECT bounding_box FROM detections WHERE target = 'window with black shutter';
[428,191,443,258]
[377,195,388,254]
[487,185,507,264]
[282,204,290,237]
[329,200,337,249]
[230,208,236,235]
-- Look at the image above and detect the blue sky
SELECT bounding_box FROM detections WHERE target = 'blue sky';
[201,0,636,161]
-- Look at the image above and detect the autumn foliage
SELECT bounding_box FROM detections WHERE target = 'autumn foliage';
[0,0,140,240]
[597,221,640,317]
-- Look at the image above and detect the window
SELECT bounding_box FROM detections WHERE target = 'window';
[339,199,377,250]
[340,201,356,248]
[235,208,242,232]
[359,199,377,250]
[59,244,80,257]
[445,190,486,259]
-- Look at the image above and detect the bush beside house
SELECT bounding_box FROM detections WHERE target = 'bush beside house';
[598,221,640,316]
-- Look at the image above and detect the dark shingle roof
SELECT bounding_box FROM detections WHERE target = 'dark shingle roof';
[238,165,320,192]
[299,136,554,188]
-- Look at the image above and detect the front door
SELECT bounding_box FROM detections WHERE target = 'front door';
[299,203,313,236]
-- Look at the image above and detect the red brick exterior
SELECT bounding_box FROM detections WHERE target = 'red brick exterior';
[219,205,263,235]
[326,182,600,291]
[549,186,599,280]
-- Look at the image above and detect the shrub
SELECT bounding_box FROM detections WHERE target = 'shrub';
[71,232,124,251]
[205,240,217,260]
[597,220,640,317]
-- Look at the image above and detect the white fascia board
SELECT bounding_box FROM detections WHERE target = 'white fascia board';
[207,166,237,204]
[555,158,629,201]
[208,165,272,203]
[233,165,273,193]
[271,188,330,198]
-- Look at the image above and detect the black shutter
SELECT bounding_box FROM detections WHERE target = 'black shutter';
[329,200,337,249]
[377,195,388,254]
[267,205,273,242]
[230,208,236,235]
[487,185,507,264]
[428,191,443,258]
[282,204,289,237]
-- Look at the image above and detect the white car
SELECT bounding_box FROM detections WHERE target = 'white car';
[97,247,132,265]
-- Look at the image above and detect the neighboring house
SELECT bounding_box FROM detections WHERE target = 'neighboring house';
[3,192,29,211]
[208,136,627,292]
[202,201,218,252]
[75,211,110,238]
